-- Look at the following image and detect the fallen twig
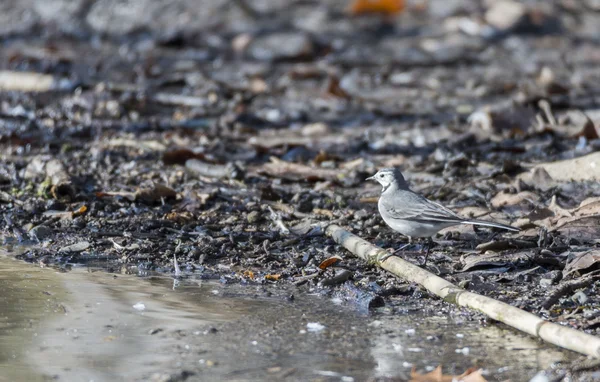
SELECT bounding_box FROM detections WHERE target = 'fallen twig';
[542,272,600,310]
[326,224,600,358]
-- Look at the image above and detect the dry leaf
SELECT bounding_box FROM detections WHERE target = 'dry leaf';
[573,112,599,140]
[359,197,378,204]
[528,151,600,181]
[349,0,405,15]
[314,150,332,165]
[459,368,487,382]
[135,184,178,203]
[563,250,600,278]
[243,270,255,279]
[490,191,540,208]
[96,190,137,201]
[162,148,205,165]
[265,274,281,281]
[325,74,351,99]
[72,205,87,217]
[410,365,452,382]
[313,208,334,218]
[165,211,195,223]
[318,255,343,270]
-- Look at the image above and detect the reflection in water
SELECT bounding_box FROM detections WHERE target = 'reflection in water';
[0,253,573,381]
[369,315,568,379]
[0,256,67,382]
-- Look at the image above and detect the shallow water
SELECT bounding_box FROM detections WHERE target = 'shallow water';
[0,251,575,381]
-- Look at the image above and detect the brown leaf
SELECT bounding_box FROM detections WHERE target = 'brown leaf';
[490,191,540,208]
[563,250,600,278]
[410,366,487,382]
[349,0,405,15]
[243,270,255,279]
[95,190,137,201]
[529,152,600,181]
[314,150,332,165]
[135,184,178,203]
[318,255,343,270]
[162,149,205,165]
[410,365,452,382]
[265,274,281,281]
[313,208,334,218]
[360,196,379,204]
[459,369,487,382]
[572,197,600,216]
[72,205,87,217]
[165,211,195,223]
[325,74,351,99]
[573,112,599,140]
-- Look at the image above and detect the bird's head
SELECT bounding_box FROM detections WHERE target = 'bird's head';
[366,168,407,191]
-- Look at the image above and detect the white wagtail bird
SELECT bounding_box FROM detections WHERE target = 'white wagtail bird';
[367,168,520,265]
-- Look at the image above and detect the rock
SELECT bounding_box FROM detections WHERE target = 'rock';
[247,33,314,61]
[59,241,91,253]
[301,122,330,137]
[572,291,588,304]
[247,211,261,224]
[0,1,38,36]
[29,225,53,241]
[585,0,600,11]
[353,209,369,220]
[34,0,87,34]
[485,1,526,31]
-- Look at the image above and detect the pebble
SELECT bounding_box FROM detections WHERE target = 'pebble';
[248,33,314,61]
[246,211,261,224]
[485,1,526,31]
[29,225,53,241]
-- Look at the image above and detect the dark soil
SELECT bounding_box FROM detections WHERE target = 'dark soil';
[2,1,600,378]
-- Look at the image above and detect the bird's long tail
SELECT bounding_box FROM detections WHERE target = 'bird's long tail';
[461,219,520,232]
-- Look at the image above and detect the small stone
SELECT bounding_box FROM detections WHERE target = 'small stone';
[301,122,329,137]
[59,241,91,253]
[572,291,588,304]
[353,210,369,220]
[485,1,526,31]
[29,225,53,241]
[247,211,261,224]
[248,33,314,61]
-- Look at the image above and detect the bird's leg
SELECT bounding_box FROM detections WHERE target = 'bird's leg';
[391,236,412,255]
[420,237,433,266]
[381,237,412,262]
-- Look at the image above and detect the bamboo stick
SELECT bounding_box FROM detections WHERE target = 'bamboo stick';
[326,224,600,358]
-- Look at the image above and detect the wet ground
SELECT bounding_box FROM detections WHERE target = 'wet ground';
[0,250,581,381]
[2,0,600,380]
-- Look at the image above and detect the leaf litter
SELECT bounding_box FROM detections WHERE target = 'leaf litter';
[1,0,600,379]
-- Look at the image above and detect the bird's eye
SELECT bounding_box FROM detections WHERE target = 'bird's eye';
[379,174,383,178]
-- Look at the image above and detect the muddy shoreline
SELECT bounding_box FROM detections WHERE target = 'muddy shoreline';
[2,1,600,379]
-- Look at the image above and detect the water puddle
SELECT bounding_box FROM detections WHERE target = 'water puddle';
[0,252,576,381]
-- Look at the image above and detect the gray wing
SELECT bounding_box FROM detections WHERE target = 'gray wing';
[381,190,465,223]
